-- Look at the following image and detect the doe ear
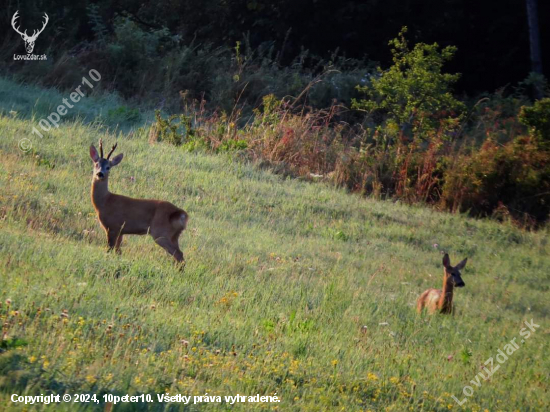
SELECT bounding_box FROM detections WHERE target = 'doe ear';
[89,145,99,162]
[455,258,468,270]
[442,253,451,268]
[110,153,124,166]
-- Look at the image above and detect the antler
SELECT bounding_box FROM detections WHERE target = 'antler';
[106,143,118,159]
[11,11,27,37]
[29,13,48,40]
[98,139,104,158]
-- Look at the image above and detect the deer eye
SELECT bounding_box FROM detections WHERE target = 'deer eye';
[106,167,110,170]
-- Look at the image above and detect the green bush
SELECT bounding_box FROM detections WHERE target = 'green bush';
[152,110,193,146]
[519,97,550,145]
[352,27,465,144]
[107,106,141,123]
[441,136,550,226]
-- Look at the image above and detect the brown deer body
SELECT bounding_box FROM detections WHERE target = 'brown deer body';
[417,254,468,314]
[89,140,188,264]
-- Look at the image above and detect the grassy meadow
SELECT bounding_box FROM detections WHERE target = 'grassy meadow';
[0,78,549,411]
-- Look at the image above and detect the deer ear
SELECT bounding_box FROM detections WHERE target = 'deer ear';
[110,153,123,166]
[89,145,99,162]
[442,253,451,268]
[455,258,468,270]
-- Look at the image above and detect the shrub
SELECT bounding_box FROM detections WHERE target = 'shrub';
[519,97,550,145]
[107,106,141,123]
[441,135,550,226]
[151,110,193,146]
[352,27,465,144]
[148,86,550,226]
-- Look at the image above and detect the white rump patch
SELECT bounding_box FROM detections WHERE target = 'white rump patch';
[180,213,188,229]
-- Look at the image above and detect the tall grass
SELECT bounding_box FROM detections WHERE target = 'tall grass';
[151,90,550,227]
[0,79,549,410]
[0,77,150,133]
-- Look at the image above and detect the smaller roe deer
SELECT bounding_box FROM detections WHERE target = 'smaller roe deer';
[89,139,188,264]
[417,253,468,314]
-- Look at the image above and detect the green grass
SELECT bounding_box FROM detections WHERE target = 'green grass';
[0,77,148,133]
[0,77,549,411]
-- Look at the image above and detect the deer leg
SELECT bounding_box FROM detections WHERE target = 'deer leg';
[107,230,123,254]
[416,298,424,314]
[151,214,185,268]
[114,235,124,254]
[171,228,183,244]
[153,236,185,263]
[107,231,117,252]
[416,290,430,314]
[171,231,186,271]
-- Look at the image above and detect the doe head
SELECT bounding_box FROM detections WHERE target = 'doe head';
[89,139,123,181]
[442,253,467,288]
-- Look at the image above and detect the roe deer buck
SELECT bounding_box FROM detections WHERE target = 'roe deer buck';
[89,140,188,264]
[417,254,468,314]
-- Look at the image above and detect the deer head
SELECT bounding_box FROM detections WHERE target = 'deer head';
[89,139,124,181]
[12,11,49,54]
[442,253,467,288]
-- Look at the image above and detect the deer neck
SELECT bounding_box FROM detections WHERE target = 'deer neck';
[439,271,454,311]
[91,177,111,208]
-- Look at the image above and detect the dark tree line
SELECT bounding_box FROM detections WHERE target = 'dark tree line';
[1,0,548,94]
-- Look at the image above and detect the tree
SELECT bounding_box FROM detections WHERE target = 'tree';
[352,27,465,144]
[526,0,543,75]
[526,0,544,98]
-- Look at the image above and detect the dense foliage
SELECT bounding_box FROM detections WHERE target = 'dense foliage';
[352,27,465,143]
[1,1,549,226]
[1,108,549,411]
[2,0,550,91]
[141,33,550,226]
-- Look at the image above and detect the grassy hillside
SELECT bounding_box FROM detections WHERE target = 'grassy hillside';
[0,79,549,411]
